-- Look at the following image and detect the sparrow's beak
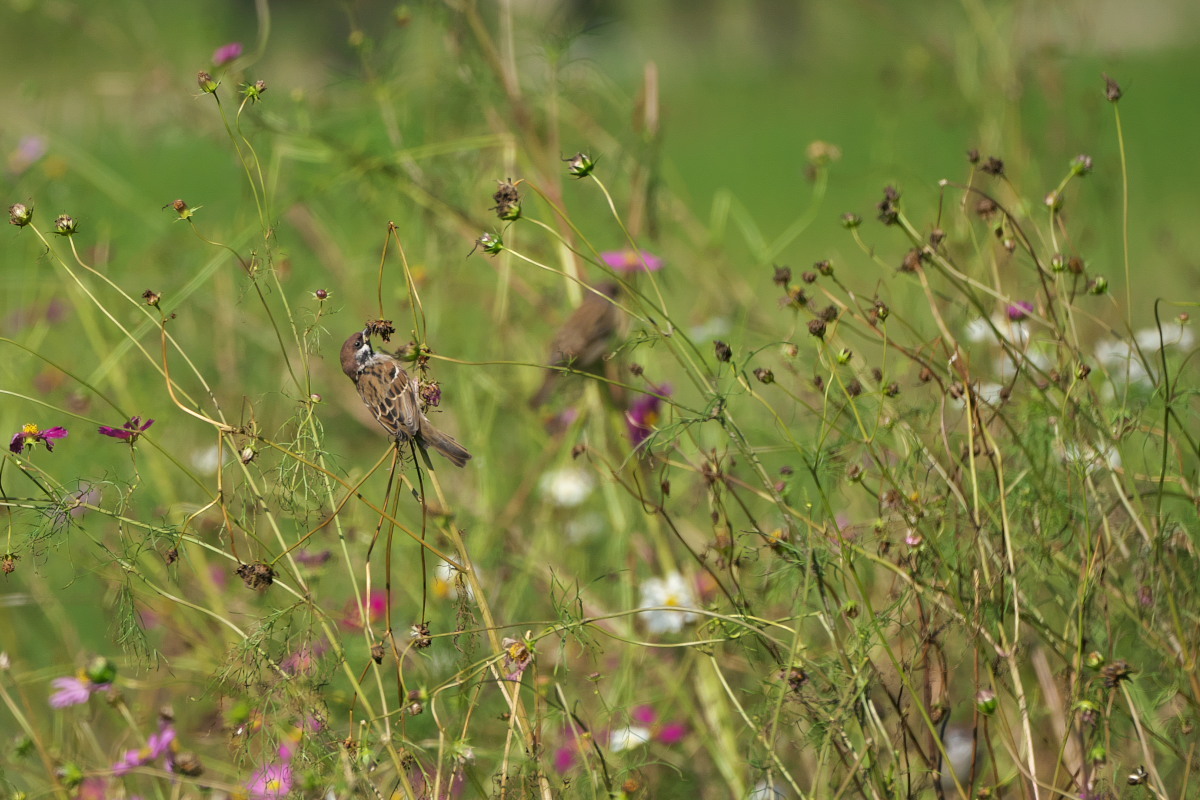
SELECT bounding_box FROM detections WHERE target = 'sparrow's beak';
[361,328,371,340]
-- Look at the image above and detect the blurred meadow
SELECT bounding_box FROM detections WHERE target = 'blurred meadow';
[3,1,1200,798]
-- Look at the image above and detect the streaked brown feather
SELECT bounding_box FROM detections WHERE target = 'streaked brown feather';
[341,332,471,467]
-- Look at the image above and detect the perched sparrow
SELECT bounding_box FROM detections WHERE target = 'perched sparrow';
[340,330,471,467]
[529,282,622,408]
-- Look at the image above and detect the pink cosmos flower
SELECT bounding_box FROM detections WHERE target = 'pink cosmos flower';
[212,42,244,66]
[340,589,387,630]
[626,384,670,447]
[10,423,68,454]
[112,723,176,775]
[247,762,292,799]
[1006,301,1033,322]
[48,675,108,708]
[600,249,663,273]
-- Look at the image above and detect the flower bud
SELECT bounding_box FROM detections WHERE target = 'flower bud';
[86,656,118,685]
[242,80,267,102]
[1044,190,1062,211]
[807,319,826,339]
[1050,253,1066,272]
[836,348,852,365]
[753,367,774,384]
[8,203,32,227]
[475,231,503,255]
[975,689,997,715]
[840,212,861,229]
[713,340,732,362]
[564,152,595,178]
[1071,154,1093,176]
[1088,276,1108,295]
[197,71,219,94]
[53,214,77,236]
[142,289,161,307]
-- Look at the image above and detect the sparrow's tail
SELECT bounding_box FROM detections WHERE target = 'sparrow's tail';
[418,418,472,468]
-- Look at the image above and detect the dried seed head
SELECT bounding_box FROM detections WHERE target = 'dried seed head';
[492,178,522,220]
[876,186,900,225]
[981,156,1005,176]
[1103,73,1122,102]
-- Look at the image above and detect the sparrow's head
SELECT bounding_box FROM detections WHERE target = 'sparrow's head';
[340,329,373,379]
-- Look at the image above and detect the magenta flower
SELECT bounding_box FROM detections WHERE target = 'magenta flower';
[340,589,387,630]
[601,249,663,273]
[212,42,244,66]
[626,384,670,447]
[112,724,176,775]
[627,705,687,745]
[10,423,68,455]
[1006,301,1033,321]
[247,763,293,799]
[48,675,109,708]
[281,642,328,676]
[98,416,154,442]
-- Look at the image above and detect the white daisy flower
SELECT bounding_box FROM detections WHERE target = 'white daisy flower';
[539,467,595,508]
[433,560,475,601]
[608,725,651,753]
[638,572,698,634]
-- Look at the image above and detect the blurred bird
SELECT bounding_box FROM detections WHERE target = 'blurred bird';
[340,330,471,467]
[529,282,622,408]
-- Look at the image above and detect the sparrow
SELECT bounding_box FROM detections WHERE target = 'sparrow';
[340,330,471,467]
[529,282,622,408]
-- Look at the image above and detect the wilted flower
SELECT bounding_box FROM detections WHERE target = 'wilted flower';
[10,423,68,455]
[502,636,534,681]
[638,572,698,634]
[212,42,244,66]
[626,384,670,447]
[98,416,154,442]
[600,249,663,273]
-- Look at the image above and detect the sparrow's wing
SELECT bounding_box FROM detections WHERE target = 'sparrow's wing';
[549,293,619,365]
[357,359,422,439]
